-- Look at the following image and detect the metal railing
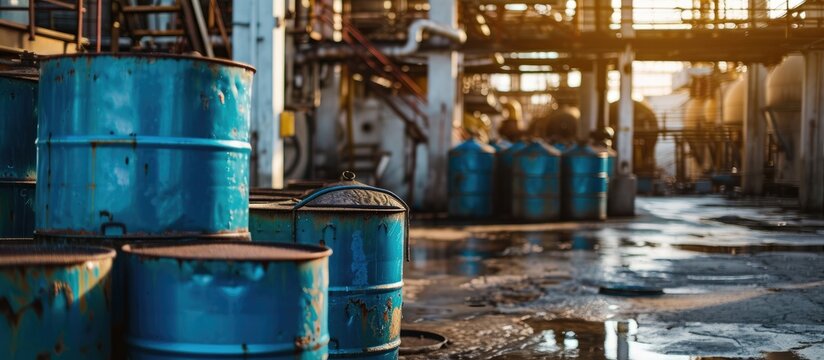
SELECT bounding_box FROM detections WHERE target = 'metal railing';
[0,0,101,51]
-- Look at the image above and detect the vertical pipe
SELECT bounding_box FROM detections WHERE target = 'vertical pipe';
[28,0,34,40]
[96,0,101,52]
[800,51,824,212]
[77,0,84,50]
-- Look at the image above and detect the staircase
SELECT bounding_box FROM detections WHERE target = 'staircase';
[315,4,428,143]
[111,0,231,56]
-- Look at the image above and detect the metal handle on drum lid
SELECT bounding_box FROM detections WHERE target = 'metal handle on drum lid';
[290,178,411,261]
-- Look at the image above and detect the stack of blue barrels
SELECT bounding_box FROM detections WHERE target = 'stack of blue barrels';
[562,143,610,220]
[512,140,562,222]
[1,53,362,360]
[448,139,496,218]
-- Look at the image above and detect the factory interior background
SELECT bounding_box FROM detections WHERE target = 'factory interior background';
[1,0,824,359]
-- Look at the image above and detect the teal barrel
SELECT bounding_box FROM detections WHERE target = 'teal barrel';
[283,176,406,359]
[512,141,562,221]
[122,241,331,359]
[448,139,495,218]
[249,200,295,242]
[35,54,254,240]
[0,74,37,238]
[562,144,609,220]
[496,140,528,217]
[0,243,116,359]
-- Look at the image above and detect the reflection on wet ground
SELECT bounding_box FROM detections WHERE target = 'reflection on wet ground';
[402,196,824,359]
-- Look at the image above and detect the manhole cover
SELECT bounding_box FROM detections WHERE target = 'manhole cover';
[399,329,447,355]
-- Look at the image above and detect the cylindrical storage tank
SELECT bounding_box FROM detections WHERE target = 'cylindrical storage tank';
[448,139,495,218]
[0,243,115,359]
[496,140,528,217]
[35,54,254,240]
[546,105,579,142]
[122,241,331,359]
[0,74,37,238]
[291,178,406,359]
[512,141,562,221]
[723,77,746,127]
[562,144,609,220]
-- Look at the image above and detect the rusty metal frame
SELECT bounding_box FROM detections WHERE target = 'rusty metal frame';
[0,0,101,52]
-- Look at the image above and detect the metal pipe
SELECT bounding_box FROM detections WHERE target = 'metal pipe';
[381,18,466,57]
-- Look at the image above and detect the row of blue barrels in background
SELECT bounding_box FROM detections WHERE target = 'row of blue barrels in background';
[1,54,406,359]
[448,138,613,221]
[0,240,331,360]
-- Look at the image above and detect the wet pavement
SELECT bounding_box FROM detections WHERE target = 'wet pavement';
[402,196,824,359]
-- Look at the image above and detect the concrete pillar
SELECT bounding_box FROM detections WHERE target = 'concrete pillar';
[314,65,342,179]
[423,0,461,211]
[232,0,285,188]
[742,63,767,194]
[616,45,634,176]
[578,68,597,141]
[800,51,824,212]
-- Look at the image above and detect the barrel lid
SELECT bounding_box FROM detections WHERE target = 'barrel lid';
[0,244,116,267]
[450,138,495,155]
[500,140,529,156]
[40,53,256,72]
[122,241,331,261]
[515,140,562,157]
[489,139,512,152]
[563,143,608,158]
[296,171,406,210]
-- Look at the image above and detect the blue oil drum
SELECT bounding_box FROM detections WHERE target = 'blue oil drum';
[249,200,295,242]
[448,139,495,218]
[562,144,609,220]
[0,243,116,359]
[552,141,572,153]
[496,140,528,217]
[0,75,37,238]
[122,241,331,359]
[35,54,254,240]
[285,176,406,359]
[512,141,562,221]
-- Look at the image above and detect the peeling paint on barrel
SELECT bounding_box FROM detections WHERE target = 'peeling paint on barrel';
[35,54,254,240]
[0,244,115,360]
[292,181,406,359]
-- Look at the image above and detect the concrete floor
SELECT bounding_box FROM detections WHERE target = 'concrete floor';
[401,196,824,359]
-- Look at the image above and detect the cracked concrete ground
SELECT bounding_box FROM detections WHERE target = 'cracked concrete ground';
[400,196,824,359]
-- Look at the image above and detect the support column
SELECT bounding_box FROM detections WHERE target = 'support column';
[232,0,285,188]
[423,0,460,211]
[616,45,634,176]
[800,51,824,212]
[742,63,767,195]
[314,65,342,179]
[578,66,597,141]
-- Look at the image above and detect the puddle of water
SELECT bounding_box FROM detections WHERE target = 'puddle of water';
[484,318,806,360]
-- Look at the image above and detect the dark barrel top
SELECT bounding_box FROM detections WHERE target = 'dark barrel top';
[0,244,116,266]
[122,241,332,261]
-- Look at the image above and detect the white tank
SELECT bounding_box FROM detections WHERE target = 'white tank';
[722,77,747,126]
[766,54,804,186]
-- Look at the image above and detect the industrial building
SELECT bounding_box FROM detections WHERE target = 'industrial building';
[1,0,823,359]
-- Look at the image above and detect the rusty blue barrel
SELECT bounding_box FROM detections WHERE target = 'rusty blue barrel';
[249,200,295,242]
[122,241,331,359]
[562,144,609,220]
[448,139,495,218]
[284,176,406,359]
[496,140,528,217]
[0,74,37,238]
[512,141,562,221]
[35,54,254,240]
[0,243,116,359]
